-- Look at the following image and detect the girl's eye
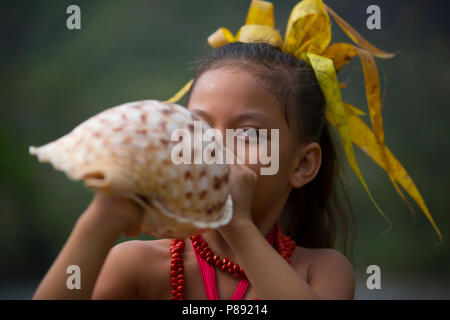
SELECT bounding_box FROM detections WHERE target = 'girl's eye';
[242,128,259,138]
[236,127,260,143]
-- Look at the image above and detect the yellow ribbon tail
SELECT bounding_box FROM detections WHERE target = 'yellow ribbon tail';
[386,169,418,217]
[305,52,391,234]
[346,104,366,116]
[340,103,443,243]
[323,42,358,73]
[164,79,194,104]
[324,3,395,59]
[356,47,416,216]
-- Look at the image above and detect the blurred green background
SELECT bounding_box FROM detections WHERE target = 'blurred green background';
[1,0,449,299]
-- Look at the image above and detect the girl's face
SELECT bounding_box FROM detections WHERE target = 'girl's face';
[187,67,320,220]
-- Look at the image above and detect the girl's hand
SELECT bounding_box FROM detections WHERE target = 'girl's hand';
[219,146,258,231]
[83,192,144,238]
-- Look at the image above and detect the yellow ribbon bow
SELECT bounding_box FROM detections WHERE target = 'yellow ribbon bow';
[166,0,442,242]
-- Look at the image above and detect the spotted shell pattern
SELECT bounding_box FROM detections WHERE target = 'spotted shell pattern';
[29,100,233,238]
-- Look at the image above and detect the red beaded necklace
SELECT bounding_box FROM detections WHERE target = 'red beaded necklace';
[169,222,296,300]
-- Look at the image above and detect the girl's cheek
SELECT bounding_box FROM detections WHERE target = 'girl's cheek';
[238,139,277,176]
[234,134,284,176]
[245,143,263,174]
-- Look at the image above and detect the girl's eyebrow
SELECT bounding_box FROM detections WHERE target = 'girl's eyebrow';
[233,112,274,127]
[190,109,215,126]
[190,109,274,127]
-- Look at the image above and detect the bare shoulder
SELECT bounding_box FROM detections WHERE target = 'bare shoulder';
[291,246,354,300]
[299,247,352,270]
[93,238,171,299]
[113,238,171,260]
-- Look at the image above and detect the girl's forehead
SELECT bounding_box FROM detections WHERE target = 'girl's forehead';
[194,67,262,94]
[188,68,282,117]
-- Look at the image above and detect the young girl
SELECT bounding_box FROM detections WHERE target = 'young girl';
[33,42,355,300]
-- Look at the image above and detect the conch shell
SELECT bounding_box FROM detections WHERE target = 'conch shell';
[29,100,233,238]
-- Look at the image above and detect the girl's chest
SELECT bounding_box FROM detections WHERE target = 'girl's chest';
[151,253,259,300]
[183,258,260,300]
[148,245,310,300]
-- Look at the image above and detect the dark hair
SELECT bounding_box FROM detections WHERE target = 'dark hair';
[187,42,356,257]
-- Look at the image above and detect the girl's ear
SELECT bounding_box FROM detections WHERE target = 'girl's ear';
[289,142,322,188]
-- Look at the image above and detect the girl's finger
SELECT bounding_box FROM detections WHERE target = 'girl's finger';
[223,145,258,185]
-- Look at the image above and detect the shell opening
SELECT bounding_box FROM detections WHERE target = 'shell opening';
[82,170,110,189]
[135,194,151,206]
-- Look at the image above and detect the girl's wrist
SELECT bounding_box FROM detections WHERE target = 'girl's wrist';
[219,214,254,236]
[79,206,124,240]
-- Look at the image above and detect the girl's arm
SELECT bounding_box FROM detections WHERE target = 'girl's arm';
[219,219,354,300]
[32,193,144,300]
[218,156,354,300]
